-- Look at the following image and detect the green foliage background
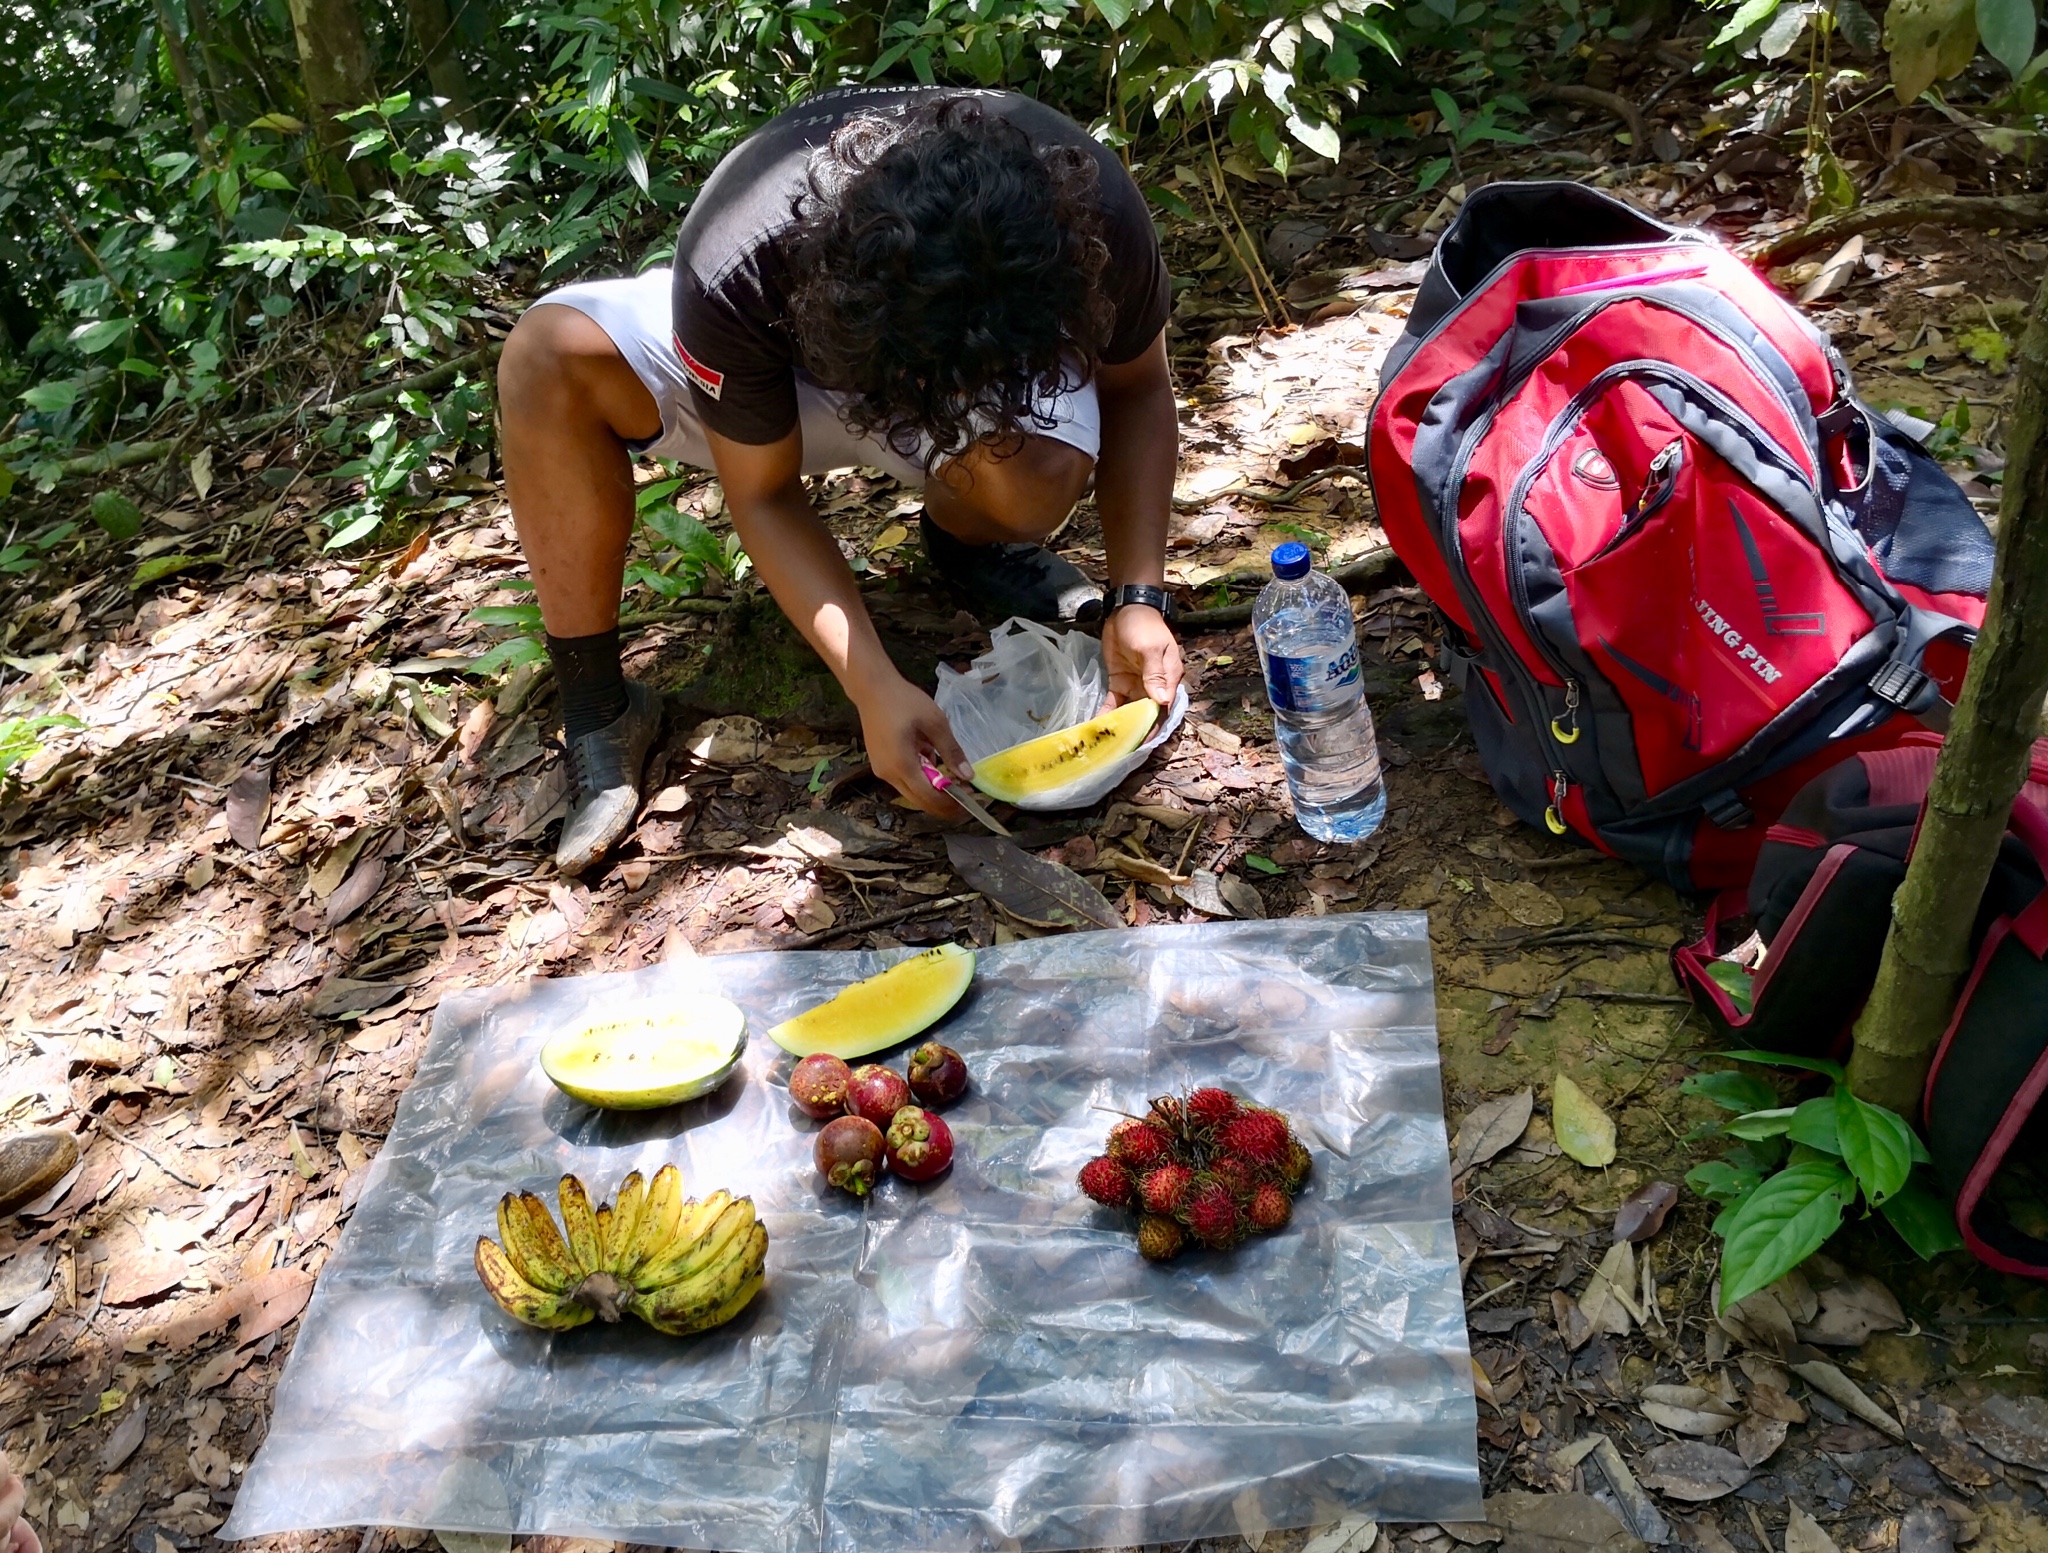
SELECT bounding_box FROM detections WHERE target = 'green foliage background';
[0,0,1624,490]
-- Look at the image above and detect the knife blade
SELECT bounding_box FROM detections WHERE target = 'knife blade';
[920,760,1011,837]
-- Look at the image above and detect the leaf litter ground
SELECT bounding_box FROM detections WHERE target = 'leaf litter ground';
[3,52,2048,1553]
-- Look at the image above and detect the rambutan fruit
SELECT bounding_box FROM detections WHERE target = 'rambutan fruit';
[1145,1095,1187,1136]
[1078,1156,1135,1208]
[1107,1118,1171,1172]
[1247,1183,1292,1233]
[1139,1163,1195,1216]
[1281,1140,1313,1192]
[1217,1108,1293,1172]
[1183,1181,1243,1249]
[1185,1087,1240,1130]
[1208,1155,1261,1199]
[1137,1215,1185,1262]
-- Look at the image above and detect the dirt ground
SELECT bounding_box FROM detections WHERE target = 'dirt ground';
[4,51,2048,1553]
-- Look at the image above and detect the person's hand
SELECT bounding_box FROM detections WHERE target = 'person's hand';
[1,1452,42,1553]
[853,674,975,819]
[1101,604,1183,710]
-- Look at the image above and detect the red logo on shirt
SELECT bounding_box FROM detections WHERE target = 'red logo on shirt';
[673,334,724,400]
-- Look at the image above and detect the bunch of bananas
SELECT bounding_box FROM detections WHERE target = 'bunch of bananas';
[474,1164,767,1336]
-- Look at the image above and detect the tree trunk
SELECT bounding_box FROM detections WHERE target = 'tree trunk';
[151,0,214,162]
[1847,261,2048,1115]
[287,0,380,194]
[184,0,234,114]
[404,0,475,127]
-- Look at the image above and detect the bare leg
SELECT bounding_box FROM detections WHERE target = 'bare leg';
[924,433,1094,544]
[498,304,663,637]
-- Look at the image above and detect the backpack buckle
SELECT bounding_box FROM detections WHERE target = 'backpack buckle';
[1704,790,1754,830]
[1869,660,1930,709]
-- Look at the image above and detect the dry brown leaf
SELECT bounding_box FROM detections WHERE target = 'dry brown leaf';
[1579,1240,1637,1337]
[103,1243,188,1306]
[187,1345,256,1396]
[1639,1384,1741,1436]
[307,830,372,899]
[1451,1089,1534,1174]
[325,849,387,928]
[1636,1440,1752,1501]
[1734,1413,1788,1466]
[1217,873,1266,918]
[1784,1504,1842,1553]
[1796,1274,1905,1346]
[1484,877,1564,926]
[224,763,272,851]
[236,1266,315,1346]
[1612,1181,1680,1244]
[1789,1358,1903,1439]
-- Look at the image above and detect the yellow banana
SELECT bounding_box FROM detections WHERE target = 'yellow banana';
[475,1237,594,1331]
[629,1222,767,1334]
[608,1171,648,1276]
[594,1204,615,1272]
[623,1164,685,1280]
[635,1196,753,1291]
[497,1193,576,1293]
[558,1173,603,1272]
[635,1269,765,1336]
[630,1189,734,1291]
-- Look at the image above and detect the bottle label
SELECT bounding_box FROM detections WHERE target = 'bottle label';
[1263,644,1361,714]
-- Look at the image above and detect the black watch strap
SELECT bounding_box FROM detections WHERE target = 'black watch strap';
[1102,583,1174,621]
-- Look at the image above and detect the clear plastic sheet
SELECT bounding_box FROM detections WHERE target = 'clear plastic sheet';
[226,915,1479,1550]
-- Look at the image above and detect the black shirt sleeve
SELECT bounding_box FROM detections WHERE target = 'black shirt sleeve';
[1093,153,1172,365]
[670,264,801,446]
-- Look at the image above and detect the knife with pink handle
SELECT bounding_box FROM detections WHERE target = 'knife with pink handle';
[919,759,1011,837]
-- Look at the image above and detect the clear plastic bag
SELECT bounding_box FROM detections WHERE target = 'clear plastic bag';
[226,916,1479,1551]
[933,617,1188,810]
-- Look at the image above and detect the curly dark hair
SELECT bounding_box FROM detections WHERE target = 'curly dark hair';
[784,95,1116,472]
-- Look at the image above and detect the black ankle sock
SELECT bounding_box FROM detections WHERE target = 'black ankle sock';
[547,628,629,744]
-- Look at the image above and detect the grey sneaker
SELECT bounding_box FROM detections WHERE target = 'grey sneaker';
[919,514,1103,623]
[556,680,663,874]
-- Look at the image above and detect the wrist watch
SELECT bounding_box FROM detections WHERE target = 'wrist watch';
[1101,582,1175,621]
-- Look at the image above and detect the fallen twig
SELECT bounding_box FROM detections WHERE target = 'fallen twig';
[1755,193,2048,266]
[790,891,980,950]
[1176,545,1400,630]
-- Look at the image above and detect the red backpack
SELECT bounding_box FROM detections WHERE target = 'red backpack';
[1366,182,1992,889]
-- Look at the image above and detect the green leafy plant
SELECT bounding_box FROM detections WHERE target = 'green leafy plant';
[0,714,82,781]
[1684,1051,1963,1310]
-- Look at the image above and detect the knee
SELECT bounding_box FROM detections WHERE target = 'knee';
[500,305,656,440]
[965,437,1094,541]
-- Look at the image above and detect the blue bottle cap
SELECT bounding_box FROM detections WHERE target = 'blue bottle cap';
[1270,541,1312,580]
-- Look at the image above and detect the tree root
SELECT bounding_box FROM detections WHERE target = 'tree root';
[1537,85,1649,158]
[1756,193,2048,266]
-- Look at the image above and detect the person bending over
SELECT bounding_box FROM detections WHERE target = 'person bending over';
[501,86,1184,872]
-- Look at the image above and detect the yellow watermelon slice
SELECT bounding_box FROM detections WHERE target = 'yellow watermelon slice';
[970,698,1159,805]
[540,995,747,1109]
[768,943,974,1058]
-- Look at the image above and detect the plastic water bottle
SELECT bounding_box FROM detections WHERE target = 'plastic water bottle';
[1253,541,1387,842]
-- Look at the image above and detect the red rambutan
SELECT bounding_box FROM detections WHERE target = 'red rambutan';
[1209,1156,1261,1199]
[1217,1108,1293,1171]
[1137,1214,1185,1262]
[1281,1140,1313,1192]
[1183,1181,1243,1249]
[1078,1156,1135,1208]
[1139,1163,1195,1215]
[1108,1119,1172,1172]
[1186,1087,1240,1130]
[1146,1095,1187,1136]
[1247,1183,1293,1233]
